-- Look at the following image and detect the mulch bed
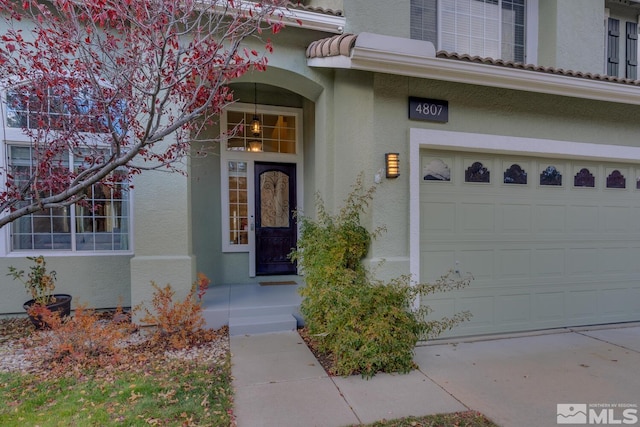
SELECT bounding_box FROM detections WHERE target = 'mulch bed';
[298,327,337,376]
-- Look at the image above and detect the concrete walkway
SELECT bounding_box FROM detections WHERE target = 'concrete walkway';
[230,324,640,427]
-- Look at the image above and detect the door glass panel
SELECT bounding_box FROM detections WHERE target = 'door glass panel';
[226,111,296,153]
[260,171,289,227]
[228,161,248,245]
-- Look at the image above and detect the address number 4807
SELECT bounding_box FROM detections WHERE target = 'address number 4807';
[415,102,443,116]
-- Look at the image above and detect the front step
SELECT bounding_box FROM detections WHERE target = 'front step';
[229,313,298,336]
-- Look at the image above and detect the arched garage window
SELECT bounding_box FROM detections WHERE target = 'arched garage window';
[1,80,130,253]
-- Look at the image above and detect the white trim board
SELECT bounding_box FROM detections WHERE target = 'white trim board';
[408,128,640,309]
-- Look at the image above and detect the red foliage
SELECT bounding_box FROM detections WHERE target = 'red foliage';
[135,273,213,350]
[0,0,287,228]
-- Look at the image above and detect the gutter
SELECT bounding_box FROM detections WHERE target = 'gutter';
[214,1,345,34]
[308,33,640,106]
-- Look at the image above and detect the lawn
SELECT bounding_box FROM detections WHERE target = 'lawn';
[1,317,499,427]
[0,316,234,427]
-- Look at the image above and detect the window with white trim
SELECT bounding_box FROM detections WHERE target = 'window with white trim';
[2,82,130,253]
[605,7,639,79]
[410,0,529,63]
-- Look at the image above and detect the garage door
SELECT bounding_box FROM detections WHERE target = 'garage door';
[420,150,640,338]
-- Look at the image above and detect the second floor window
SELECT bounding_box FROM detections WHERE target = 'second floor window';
[411,0,527,63]
[606,15,638,79]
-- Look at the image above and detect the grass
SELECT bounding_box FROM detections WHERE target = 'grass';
[355,411,499,426]
[0,317,234,427]
[1,318,499,427]
[0,361,233,426]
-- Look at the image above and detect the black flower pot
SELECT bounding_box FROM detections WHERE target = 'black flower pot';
[23,294,72,329]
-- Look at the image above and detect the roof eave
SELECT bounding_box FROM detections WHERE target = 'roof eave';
[213,1,345,34]
[309,45,640,106]
[280,8,345,33]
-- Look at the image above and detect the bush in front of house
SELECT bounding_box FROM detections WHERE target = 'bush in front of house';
[291,174,472,378]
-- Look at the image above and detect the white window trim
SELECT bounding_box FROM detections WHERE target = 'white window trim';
[430,0,537,64]
[220,103,304,276]
[0,86,134,257]
[408,128,640,309]
[604,7,640,78]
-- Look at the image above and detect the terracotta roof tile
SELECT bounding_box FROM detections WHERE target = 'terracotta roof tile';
[306,33,356,58]
[306,33,640,87]
[286,1,343,16]
[436,51,640,86]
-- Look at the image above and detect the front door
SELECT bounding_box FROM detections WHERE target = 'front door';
[254,162,297,275]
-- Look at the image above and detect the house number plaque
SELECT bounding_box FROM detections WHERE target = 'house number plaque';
[408,97,448,123]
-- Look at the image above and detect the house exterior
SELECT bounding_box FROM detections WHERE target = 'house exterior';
[2,0,640,338]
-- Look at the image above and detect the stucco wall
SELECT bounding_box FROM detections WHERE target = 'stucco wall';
[0,255,131,316]
[343,0,409,37]
[537,0,604,73]
[324,70,640,281]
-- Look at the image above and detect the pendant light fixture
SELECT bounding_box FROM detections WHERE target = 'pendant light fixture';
[250,83,261,136]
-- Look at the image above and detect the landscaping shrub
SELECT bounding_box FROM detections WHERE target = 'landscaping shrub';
[28,303,132,374]
[291,174,472,378]
[135,273,215,349]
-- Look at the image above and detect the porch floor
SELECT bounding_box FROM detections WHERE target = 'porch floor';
[202,280,303,335]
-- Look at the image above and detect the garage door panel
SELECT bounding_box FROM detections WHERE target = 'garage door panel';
[533,205,566,233]
[420,150,640,337]
[632,208,640,232]
[421,201,455,233]
[497,294,531,323]
[600,247,631,274]
[603,205,632,233]
[420,250,456,282]
[566,289,598,319]
[568,205,599,233]
[534,292,565,321]
[459,249,494,280]
[460,203,495,233]
[631,287,640,313]
[631,247,640,272]
[498,249,531,278]
[500,204,532,233]
[567,248,598,276]
[459,295,495,327]
[532,248,565,277]
[424,298,456,320]
[601,288,630,316]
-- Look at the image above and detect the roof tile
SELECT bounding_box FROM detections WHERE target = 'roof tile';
[285,1,343,16]
[306,33,640,87]
[436,51,640,86]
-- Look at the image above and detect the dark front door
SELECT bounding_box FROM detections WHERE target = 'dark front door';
[255,162,297,275]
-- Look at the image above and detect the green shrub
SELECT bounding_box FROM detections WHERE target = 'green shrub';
[291,174,472,378]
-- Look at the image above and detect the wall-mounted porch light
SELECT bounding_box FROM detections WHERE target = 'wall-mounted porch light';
[385,153,400,178]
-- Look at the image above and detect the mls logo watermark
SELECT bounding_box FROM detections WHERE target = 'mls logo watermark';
[557,403,638,425]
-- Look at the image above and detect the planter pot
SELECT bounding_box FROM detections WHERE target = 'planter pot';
[23,294,72,329]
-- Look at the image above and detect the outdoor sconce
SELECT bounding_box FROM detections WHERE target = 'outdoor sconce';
[385,153,400,178]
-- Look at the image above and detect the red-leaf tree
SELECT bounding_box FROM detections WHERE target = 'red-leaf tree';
[0,0,287,228]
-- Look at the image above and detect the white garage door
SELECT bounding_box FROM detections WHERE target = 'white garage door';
[420,150,640,337]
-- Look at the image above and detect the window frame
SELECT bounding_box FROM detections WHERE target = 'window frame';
[0,82,133,257]
[220,103,303,256]
[411,0,538,64]
[604,8,639,79]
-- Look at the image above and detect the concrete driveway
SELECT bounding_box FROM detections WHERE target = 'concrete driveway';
[415,324,640,427]
[231,323,640,427]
